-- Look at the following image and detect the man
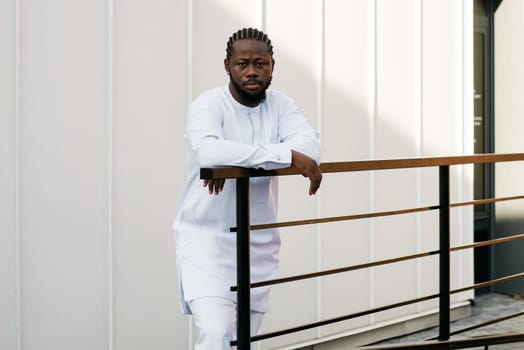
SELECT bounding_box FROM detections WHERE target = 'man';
[173,27,322,349]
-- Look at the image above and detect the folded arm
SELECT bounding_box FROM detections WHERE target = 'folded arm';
[186,92,322,195]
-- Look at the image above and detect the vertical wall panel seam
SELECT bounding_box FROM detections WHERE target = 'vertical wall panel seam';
[367,0,377,322]
[14,0,21,347]
[186,0,193,107]
[186,0,193,348]
[464,0,474,293]
[459,0,465,158]
[419,2,424,156]
[256,0,266,31]
[261,0,266,31]
[105,0,114,348]
[417,1,423,156]
[463,0,473,157]
[461,0,468,292]
[456,0,465,292]
[314,0,325,335]
[415,0,423,312]
[459,0,474,296]
[369,1,377,160]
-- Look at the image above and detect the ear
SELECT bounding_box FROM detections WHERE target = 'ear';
[224,58,230,75]
[268,58,275,77]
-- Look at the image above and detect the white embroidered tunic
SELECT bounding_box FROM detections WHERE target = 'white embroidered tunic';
[173,85,320,314]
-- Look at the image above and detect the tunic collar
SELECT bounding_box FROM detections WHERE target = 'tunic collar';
[224,85,264,112]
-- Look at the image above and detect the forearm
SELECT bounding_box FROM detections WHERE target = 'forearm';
[192,137,292,170]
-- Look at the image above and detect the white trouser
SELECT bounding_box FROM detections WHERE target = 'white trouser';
[189,297,264,350]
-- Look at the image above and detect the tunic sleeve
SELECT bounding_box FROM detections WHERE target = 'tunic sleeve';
[273,94,321,164]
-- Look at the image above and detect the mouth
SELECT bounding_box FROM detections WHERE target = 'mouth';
[243,81,262,91]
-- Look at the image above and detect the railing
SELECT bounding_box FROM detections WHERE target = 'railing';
[200,153,524,349]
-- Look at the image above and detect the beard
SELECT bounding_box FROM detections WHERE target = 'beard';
[229,74,272,106]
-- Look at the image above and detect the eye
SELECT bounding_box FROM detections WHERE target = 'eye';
[238,62,247,68]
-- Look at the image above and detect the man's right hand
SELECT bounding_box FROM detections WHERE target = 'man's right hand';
[291,150,322,195]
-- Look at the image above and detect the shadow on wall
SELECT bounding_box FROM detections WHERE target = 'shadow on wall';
[494,218,524,295]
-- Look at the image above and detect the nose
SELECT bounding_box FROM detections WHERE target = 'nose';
[246,64,258,77]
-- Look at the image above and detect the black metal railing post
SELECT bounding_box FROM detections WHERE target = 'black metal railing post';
[236,177,251,349]
[438,165,451,340]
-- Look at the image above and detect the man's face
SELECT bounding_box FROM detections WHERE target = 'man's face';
[224,39,274,107]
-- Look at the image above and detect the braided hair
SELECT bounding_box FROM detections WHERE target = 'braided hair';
[225,27,274,61]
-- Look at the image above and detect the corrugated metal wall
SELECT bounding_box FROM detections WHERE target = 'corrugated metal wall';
[0,0,474,349]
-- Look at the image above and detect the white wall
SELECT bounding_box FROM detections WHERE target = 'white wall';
[1,0,17,348]
[0,0,474,349]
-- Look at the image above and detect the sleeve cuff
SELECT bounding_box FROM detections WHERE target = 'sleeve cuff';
[263,143,292,169]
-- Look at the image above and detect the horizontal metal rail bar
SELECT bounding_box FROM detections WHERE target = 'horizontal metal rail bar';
[230,205,439,232]
[425,310,524,340]
[231,270,524,345]
[231,194,524,232]
[201,153,524,180]
[361,333,524,349]
[231,234,524,291]
[232,293,440,346]
[451,272,524,294]
[451,232,524,251]
[450,194,524,207]
[231,249,439,291]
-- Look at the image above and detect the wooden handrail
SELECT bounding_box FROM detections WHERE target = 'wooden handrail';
[201,153,524,180]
